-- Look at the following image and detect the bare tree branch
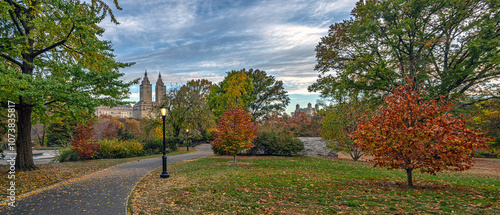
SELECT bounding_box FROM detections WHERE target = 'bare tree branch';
[44,100,61,106]
[0,53,22,67]
[459,96,500,107]
[8,9,24,36]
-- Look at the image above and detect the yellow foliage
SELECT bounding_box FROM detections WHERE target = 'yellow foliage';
[98,139,143,158]
[154,125,164,141]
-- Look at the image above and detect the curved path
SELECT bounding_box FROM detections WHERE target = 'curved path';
[0,144,213,215]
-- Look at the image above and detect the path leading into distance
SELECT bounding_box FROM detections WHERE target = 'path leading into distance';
[0,144,213,215]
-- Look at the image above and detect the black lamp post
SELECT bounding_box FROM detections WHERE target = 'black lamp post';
[160,105,170,179]
[185,128,189,151]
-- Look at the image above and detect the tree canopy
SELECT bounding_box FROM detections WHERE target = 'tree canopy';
[208,70,254,117]
[244,68,290,120]
[182,79,215,137]
[0,0,135,170]
[208,69,290,119]
[160,79,214,137]
[309,0,499,104]
[322,98,368,161]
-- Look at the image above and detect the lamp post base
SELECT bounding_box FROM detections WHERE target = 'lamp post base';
[160,155,169,178]
[160,172,170,178]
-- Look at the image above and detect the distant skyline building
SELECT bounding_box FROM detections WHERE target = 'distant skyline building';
[95,71,166,119]
[94,104,133,118]
[132,71,166,119]
[293,102,319,117]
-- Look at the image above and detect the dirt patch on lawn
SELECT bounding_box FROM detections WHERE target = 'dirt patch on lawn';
[467,158,500,178]
[336,152,500,178]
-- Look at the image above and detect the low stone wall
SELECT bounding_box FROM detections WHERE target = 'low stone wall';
[297,137,338,158]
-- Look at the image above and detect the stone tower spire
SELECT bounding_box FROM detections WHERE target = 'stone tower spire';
[155,72,166,103]
[140,70,152,102]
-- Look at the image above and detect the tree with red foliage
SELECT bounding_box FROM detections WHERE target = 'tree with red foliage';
[352,80,492,186]
[211,106,258,163]
[277,112,322,137]
[72,120,99,160]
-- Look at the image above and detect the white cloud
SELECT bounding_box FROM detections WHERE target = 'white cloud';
[128,92,139,100]
[262,24,326,50]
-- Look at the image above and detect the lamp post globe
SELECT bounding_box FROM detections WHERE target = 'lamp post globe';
[160,105,169,179]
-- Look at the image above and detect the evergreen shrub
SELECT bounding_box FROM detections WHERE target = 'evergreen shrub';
[249,125,304,156]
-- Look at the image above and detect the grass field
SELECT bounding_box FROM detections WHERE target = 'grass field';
[128,155,499,214]
[0,147,194,198]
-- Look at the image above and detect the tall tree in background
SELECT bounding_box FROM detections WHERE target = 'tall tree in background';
[208,70,254,117]
[309,0,499,104]
[352,79,492,186]
[322,99,368,161]
[31,123,46,146]
[156,79,214,137]
[46,120,75,147]
[470,99,500,154]
[94,115,122,140]
[243,69,290,120]
[118,118,143,139]
[0,0,136,170]
[183,79,215,137]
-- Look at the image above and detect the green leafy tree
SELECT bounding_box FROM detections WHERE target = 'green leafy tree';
[0,0,136,170]
[309,0,500,104]
[251,116,304,155]
[182,79,215,138]
[243,68,290,120]
[156,80,214,138]
[470,99,500,156]
[322,99,369,161]
[211,106,257,163]
[352,79,492,186]
[46,119,76,147]
[208,70,255,117]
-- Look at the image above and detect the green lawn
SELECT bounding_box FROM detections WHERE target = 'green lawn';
[0,148,194,198]
[129,156,499,214]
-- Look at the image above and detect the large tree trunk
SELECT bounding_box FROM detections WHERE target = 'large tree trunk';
[406,168,413,187]
[15,105,38,171]
[15,28,38,171]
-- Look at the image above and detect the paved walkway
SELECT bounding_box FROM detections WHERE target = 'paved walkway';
[0,144,213,215]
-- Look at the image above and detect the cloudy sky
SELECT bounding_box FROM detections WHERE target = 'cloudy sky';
[101,0,358,114]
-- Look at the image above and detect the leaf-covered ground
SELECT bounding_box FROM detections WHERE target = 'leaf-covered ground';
[129,155,499,214]
[0,148,194,198]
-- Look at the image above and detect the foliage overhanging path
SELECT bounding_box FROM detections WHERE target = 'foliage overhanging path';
[0,144,213,215]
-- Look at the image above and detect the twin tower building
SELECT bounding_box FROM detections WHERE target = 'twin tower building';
[132,71,166,119]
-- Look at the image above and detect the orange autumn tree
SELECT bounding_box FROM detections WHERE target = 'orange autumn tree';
[71,120,99,160]
[352,79,492,186]
[211,106,258,163]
